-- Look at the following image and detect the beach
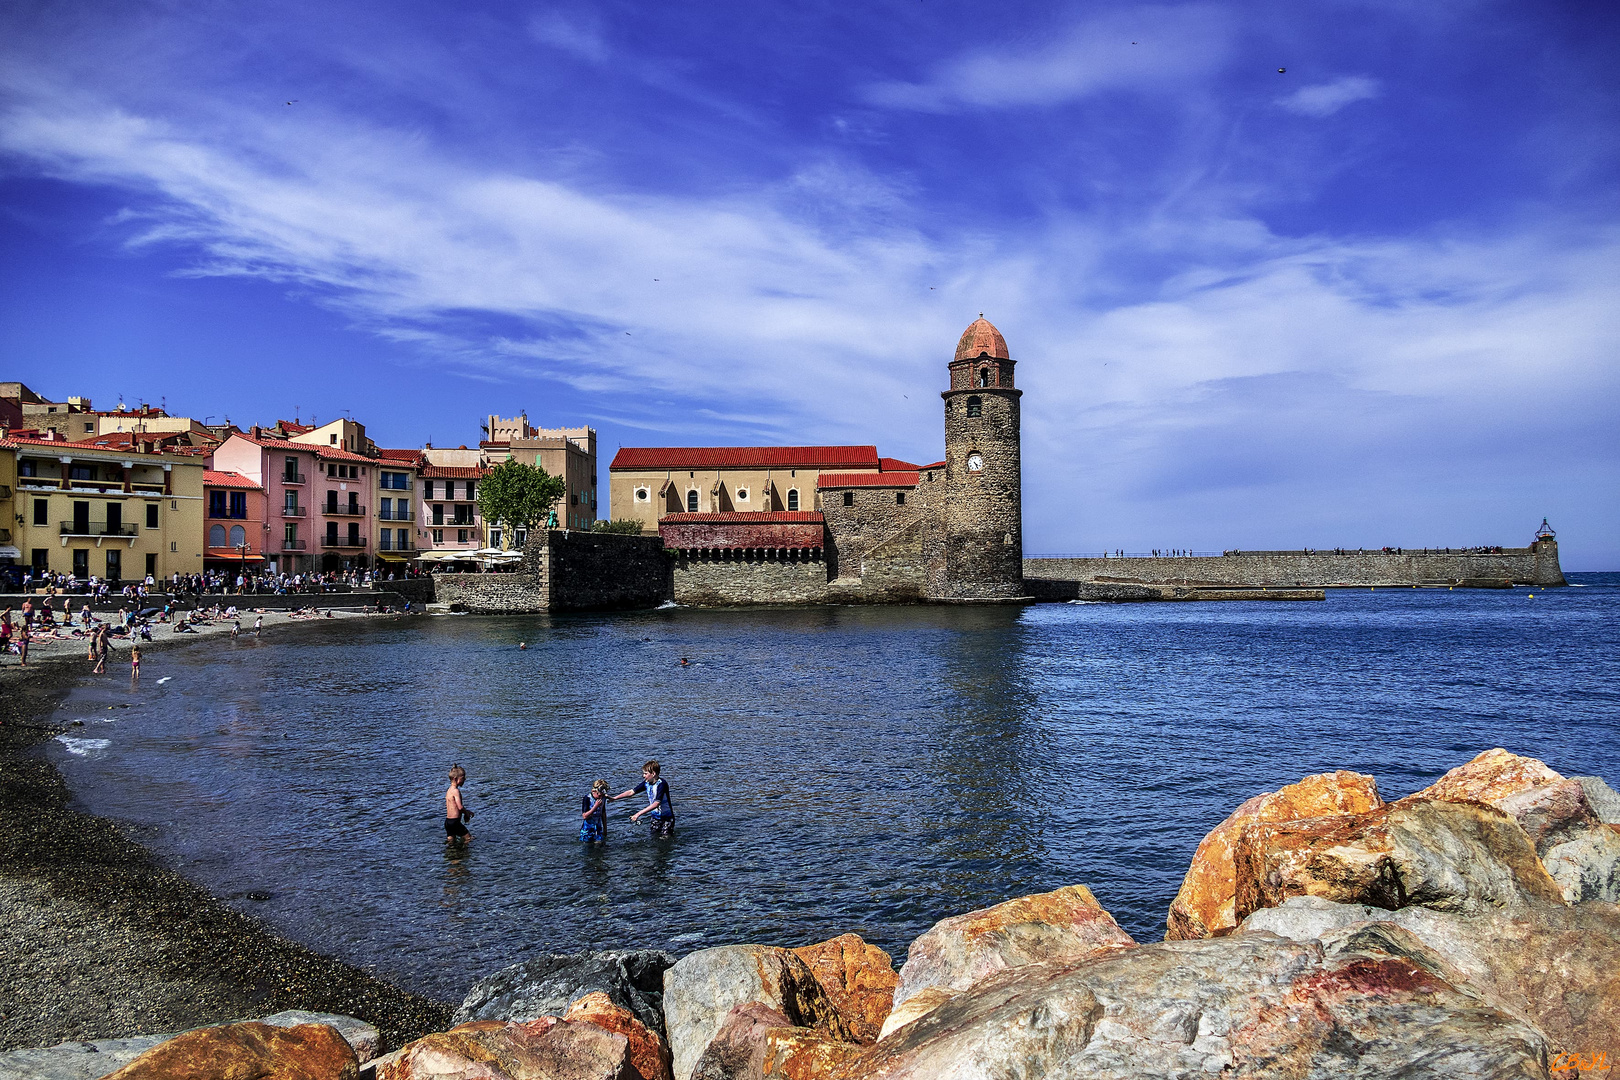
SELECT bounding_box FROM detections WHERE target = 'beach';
[0,608,452,1053]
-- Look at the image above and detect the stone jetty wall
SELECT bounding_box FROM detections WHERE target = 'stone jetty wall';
[1027,537,1565,589]
[432,530,671,613]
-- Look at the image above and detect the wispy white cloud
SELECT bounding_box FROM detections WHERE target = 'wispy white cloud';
[527,9,609,63]
[1276,75,1381,117]
[865,4,1232,112]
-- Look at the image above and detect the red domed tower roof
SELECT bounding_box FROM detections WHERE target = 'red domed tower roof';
[954,315,1009,362]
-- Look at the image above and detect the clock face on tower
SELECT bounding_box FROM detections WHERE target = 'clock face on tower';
[966,452,984,473]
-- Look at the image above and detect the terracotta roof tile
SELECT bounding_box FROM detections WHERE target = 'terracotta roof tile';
[204,470,261,489]
[611,446,879,471]
[421,465,486,479]
[817,471,918,489]
[955,316,1009,362]
[879,457,921,472]
[659,511,824,523]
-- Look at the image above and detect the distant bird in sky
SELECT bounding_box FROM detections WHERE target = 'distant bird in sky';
[285,100,298,104]
[1277,68,1286,74]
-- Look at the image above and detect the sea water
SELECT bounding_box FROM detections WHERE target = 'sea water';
[46,575,1620,1001]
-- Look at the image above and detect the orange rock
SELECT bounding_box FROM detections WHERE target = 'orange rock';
[1403,748,1562,805]
[1231,798,1564,924]
[104,1022,358,1080]
[566,991,673,1080]
[761,1026,868,1079]
[790,934,899,1043]
[876,987,957,1041]
[893,884,1133,1007]
[377,1017,633,1080]
[1166,770,1383,940]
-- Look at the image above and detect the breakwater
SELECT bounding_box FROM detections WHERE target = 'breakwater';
[1026,536,1564,590]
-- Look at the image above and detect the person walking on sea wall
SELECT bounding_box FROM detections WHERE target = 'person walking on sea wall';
[612,760,675,839]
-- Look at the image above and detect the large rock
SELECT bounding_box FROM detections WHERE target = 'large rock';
[688,1003,791,1080]
[566,992,672,1080]
[1166,770,1384,940]
[1571,775,1620,822]
[1231,797,1564,923]
[376,1017,633,1080]
[892,884,1134,1008]
[102,1021,358,1080]
[799,933,1546,1078]
[1491,778,1598,853]
[1543,824,1620,903]
[759,1027,866,1079]
[663,945,852,1080]
[1405,748,1563,805]
[789,934,898,1043]
[1242,894,1620,1054]
[456,949,676,1037]
[0,1013,379,1080]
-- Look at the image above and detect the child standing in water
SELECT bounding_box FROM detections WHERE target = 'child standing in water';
[579,779,609,844]
[445,765,473,843]
[613,760,675,839]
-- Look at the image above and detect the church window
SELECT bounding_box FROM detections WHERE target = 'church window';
[978,367,990,387]
[687,490,698,512]
[736,488,748,502]
[787,489,800,511]
[966,396,982,417]
[897,492,906,505]
[635,487,649,502]
[842,491,854,507]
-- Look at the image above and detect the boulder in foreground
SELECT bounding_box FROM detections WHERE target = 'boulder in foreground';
[376,1017,634,1080]
[790,933,898,1043]
[663,945,852,1080]
[454,949,676,1037]
[565,992,672,1080]
[892,884,1133,1008]
[1166,770,1383,940]
[103,1021,358,1080]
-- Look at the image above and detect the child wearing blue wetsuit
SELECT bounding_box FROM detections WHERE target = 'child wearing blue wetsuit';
[580,779,608,844]
[613,759,675,838]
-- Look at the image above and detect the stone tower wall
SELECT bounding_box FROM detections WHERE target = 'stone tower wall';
[936,385,1025,599]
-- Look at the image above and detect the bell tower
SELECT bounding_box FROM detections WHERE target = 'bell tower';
[934,315,1025,600]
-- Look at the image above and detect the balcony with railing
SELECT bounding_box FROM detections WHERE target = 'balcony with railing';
[60,520,138,538]
[378,539,418,552]
[322,503,367,517]
[281,472,307,485]
[208,509,250,519]
[320,535,368,549]
[281,504,307,518]
[281,539,308,551]
[378,507,415,521]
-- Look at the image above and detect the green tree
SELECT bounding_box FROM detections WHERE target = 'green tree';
[476,459,566,547]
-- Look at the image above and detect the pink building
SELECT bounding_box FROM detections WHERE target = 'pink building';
[203,470,267,576]
[212,431,321,575]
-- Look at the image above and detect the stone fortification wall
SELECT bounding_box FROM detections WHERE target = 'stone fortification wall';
[433,530,672,613]
[1026,540,1564,588]
[672,550,829,606]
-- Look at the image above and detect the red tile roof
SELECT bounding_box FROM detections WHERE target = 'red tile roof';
[204,470,261,489]
[611,446,879,471]
[314,445,374,464]
[818,471,919,489]
[659,511,824,523]
[226,431,311,451]
[376,448,425,465]
[422,465,485,479]
[879,457,920,472]
[919,460,946,471]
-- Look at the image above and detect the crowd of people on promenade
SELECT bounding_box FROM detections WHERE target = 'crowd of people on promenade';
[10,565,425,599]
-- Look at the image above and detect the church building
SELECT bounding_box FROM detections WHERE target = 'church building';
[606,316,1027,603]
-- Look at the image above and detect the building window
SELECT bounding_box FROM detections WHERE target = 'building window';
[514,528,527,547]
[842,491,854,507]
[19,460,37,477]
[466,481,476,500]
[432,528,444,543]
[978,367,991,387]
[285,457,299,480]
[489,528,503,549]
[787,489,799,511]
[229,525,246,547]
[897,491,906,505]
[285,524,297,543]
[329,434,338,444]
[457,528,469,543]
[735,488,748,502]
[84,422,94,433]
[380,497,392,519]
[380,531,392,551]
[146,503,159,528]
[229,491,247,518]
[423,480,435,500]
[170,541,177,552]
[635,487,649,502]
[966,395,982,418]
[33,499,47,526]
[70,464,95,482]
[210,524,227,547]
[687,490,699,512]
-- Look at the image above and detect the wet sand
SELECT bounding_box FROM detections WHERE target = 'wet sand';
[0,610,453,1053]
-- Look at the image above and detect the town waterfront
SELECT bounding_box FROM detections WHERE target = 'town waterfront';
[44,578,1620,1003]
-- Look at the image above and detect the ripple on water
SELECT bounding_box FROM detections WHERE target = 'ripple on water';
[45,577,1620,1000]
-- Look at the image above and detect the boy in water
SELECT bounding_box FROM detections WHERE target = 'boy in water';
[130,646,141,680]
[580,779,609,844]
[445,765,474,843]
[613,759,675,839]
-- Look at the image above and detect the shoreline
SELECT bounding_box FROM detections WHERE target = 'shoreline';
[0,612,453,1053]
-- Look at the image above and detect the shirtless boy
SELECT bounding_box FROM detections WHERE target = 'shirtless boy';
[445,765,473,843]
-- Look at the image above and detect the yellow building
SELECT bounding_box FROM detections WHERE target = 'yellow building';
[2,436,206,583]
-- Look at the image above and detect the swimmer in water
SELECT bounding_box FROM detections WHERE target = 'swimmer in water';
[519,642,527,650]
[679,657,690,666]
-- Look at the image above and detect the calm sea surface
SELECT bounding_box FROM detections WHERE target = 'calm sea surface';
[46,574,1620,1002]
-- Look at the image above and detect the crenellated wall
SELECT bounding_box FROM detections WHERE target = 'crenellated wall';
[431,530,671,613]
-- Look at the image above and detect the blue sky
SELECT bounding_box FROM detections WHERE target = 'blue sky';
[2,0,1616,565]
